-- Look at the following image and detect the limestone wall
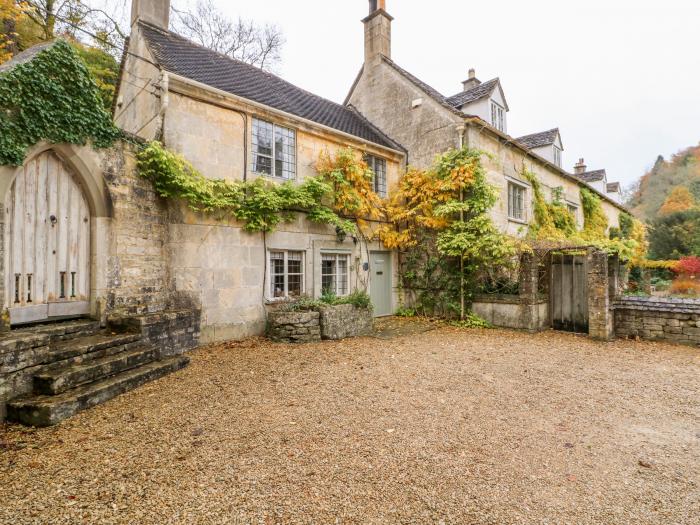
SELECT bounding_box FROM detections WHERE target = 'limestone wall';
[166,206,396,344]
[348,61,463,170]
[466,126,622,238]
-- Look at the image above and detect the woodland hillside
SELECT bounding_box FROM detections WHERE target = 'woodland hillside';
[627,143,700,259]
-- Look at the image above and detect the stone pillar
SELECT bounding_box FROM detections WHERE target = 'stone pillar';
[587,249,614,341]
[519,252,540,332]
[608,255,621,300]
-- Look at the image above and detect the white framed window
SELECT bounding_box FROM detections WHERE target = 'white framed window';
[269,250,304,299]
[321,253,350,296]
[508,181,526,221]
[252,118,296,179]
[490,101,506,132]
[567,203,578,219]
[553,146,562,168]
[365,155,387,197]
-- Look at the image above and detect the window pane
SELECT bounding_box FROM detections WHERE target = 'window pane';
[274,125,296,179]
[337,256,348,295]
[252,119,273,174]
[288,274,302,297]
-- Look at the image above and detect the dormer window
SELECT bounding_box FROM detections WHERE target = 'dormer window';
[553,146,562,168]
[490,101,506,133]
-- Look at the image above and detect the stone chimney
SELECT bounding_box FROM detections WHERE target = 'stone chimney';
[462,68,481,91]
[131,0,170,29]
[363,0,393,65]
[574,158,587,175]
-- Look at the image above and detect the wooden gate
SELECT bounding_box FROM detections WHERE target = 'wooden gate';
[4,152,91,325]
[550,253,588,333]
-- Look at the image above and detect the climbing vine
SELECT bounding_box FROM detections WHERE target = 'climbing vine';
[522,168,576,240]
[523,167,646,261]
[137,141,355,234]
[0,39,121,166]
[379,148,517,318]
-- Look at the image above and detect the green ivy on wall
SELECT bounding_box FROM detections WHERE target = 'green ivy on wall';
[0,39,121,166]
[137,141,355,234]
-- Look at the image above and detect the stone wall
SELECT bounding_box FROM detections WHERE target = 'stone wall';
[101,144,172,318]
[614,297,700,347]
[472,295,549,332]
[318,304,374,340]
[267,311,321,343]
[108,307,201,358]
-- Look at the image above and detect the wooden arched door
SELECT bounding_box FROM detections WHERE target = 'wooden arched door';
[4,152,91,325]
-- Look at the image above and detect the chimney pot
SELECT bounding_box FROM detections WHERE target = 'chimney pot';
[574,158,587,175]
[468,68,476,79]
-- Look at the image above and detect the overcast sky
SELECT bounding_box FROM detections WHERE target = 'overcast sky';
[171,0,699,188]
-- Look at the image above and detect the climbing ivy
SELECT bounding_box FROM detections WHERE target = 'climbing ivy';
[523,167,645,261]
[379,147,517,318]
[0,39,121,166]
[137,141,355,234]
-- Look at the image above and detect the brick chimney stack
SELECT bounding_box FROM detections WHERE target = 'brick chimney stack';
[574,158,587,175]
[131,0,170,29]
[462,68,481,91]
[364,0,393,65]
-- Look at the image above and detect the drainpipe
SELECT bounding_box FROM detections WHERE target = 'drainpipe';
[158,70,169,141]
[456,124,466,321]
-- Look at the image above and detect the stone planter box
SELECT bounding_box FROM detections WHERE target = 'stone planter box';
[267,311,321,343]
[318,304,373,340]
[267,304,373,343]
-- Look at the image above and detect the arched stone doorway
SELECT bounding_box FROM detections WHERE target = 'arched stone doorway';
[4,151,91,324]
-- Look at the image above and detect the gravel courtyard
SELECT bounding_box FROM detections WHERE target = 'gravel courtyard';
[1,326,698,524]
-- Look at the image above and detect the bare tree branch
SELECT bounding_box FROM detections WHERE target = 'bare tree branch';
[171,0,284,71]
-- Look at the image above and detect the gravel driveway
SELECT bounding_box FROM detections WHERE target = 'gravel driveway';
[1,326,698,524]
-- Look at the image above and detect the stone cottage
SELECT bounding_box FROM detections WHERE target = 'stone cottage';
[0,0,406,424]
[114,0,406,343]
[346,1,628,236]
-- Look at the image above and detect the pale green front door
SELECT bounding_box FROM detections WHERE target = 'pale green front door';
[370,252,392,316]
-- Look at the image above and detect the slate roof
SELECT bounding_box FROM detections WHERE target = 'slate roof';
[137,22,401,151]
[607,182,621,193]
[516,128,560,150]
[445,78,500,108]
[574,169,607,183]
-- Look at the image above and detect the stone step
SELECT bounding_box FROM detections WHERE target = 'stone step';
[7,356,189,427]
[49,332,142,364]
[15,319,102,342]
[34,346,158,395]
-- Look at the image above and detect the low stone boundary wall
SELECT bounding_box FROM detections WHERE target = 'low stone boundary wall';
[614,296,700,346]
[267,305,374,343]
[472,295,548,332]
[318,304,373,340]
[109,308,201,357]
[267,311,321,343]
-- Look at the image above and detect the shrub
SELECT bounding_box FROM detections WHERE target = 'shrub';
[674,256,700,277]
[344,290,372,309]
[449,312,492,329]
[395,306,417,317]
[669,278,700,297]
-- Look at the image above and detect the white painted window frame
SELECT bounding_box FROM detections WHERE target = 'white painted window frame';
[320,252,351,297]
[490,101,506,133]
[507,179,528,222]
[553,145,562,167]
[267,249,305,300]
